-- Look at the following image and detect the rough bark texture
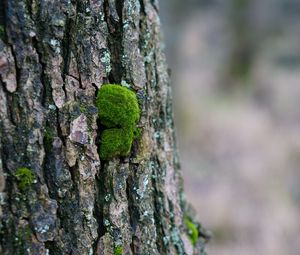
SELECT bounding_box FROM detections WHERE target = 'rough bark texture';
[0,1,208,254]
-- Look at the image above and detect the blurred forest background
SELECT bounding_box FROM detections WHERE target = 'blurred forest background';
[159,0,300,255]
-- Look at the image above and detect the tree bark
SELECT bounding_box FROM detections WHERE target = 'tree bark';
[0,1,208,254]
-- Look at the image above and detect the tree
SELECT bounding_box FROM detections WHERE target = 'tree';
[0,1,208,254]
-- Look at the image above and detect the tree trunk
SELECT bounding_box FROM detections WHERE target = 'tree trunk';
[0,1,208,254]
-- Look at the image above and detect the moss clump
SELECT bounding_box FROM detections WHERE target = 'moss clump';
[96,84,140,160]
[96,84,140,128]
[114,245,123,255]
[184,217,199,246]
[15,168,36,190]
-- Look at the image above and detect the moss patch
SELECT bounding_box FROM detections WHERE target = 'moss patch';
[15,168,36,190]
[96,84,140,160]
[114,245,123,255]
[184,217,199,246]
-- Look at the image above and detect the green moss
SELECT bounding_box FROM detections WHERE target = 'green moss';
[100,129,133,159]
[184,217,199,246]
[96,84,140,128]
[79,104,87,113]
[15,168,36,190]
[114,245,123,255]
[96,84,140,160]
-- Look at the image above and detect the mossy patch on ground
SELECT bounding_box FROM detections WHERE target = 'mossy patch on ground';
[15,167,36,190]
[96,84,140,160]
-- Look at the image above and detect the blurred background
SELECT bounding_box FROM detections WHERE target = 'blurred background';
[159,0,300,254]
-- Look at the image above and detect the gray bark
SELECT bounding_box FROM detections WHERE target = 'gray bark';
[0,0,208,254]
